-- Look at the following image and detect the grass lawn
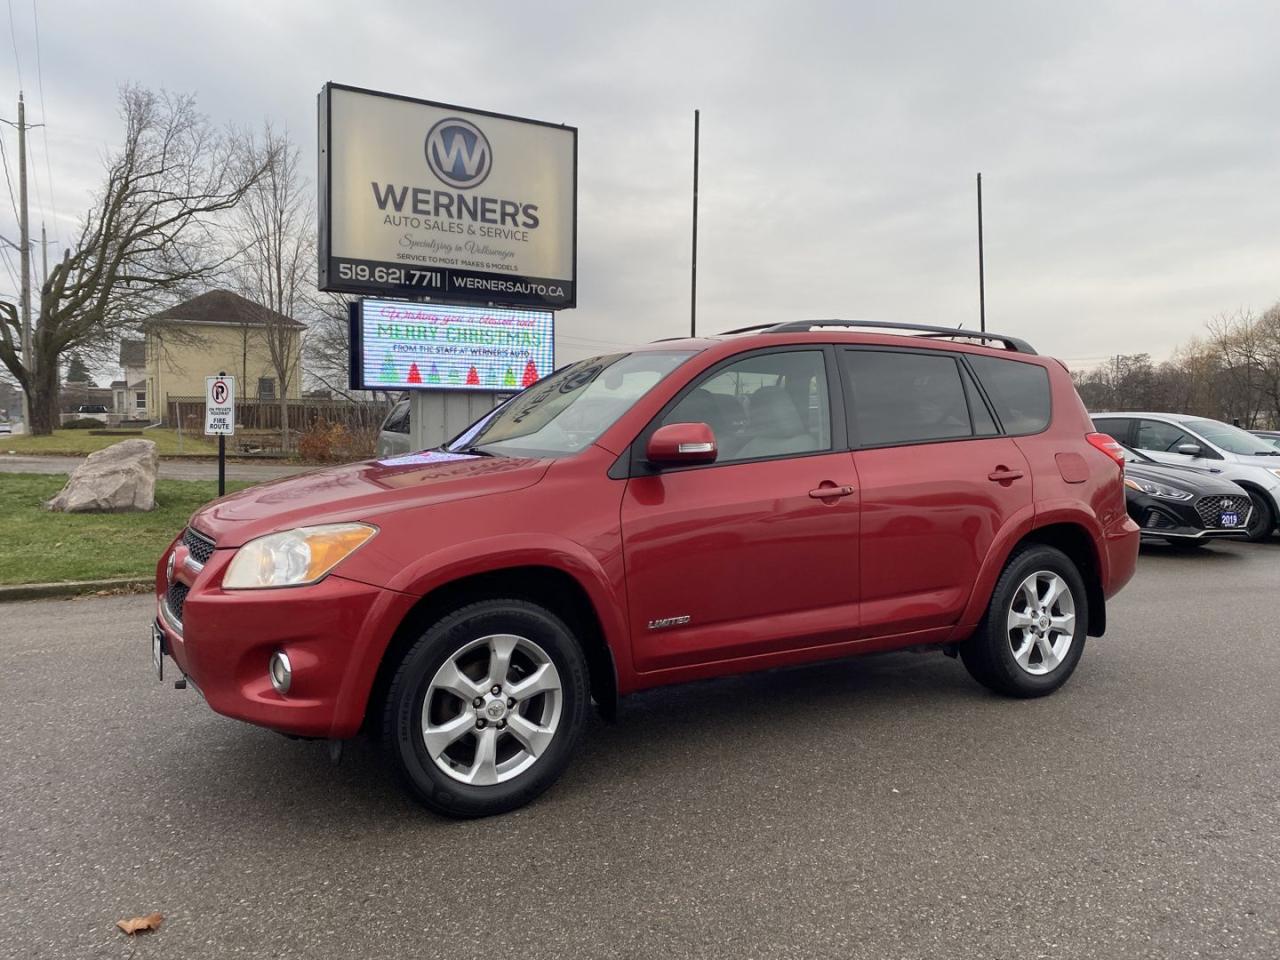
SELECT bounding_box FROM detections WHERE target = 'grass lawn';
[0,474,251,585]
[0,428,219,457]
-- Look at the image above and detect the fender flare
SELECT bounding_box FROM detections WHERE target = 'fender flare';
[955,502,1105,632]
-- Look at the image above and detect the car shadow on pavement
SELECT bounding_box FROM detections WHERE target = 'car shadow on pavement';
[146,648,986,827]
[1137,542,1250,561]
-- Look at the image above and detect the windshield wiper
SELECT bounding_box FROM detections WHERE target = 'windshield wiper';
[450,444,497,457]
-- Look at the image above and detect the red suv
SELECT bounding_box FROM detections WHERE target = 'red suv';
[152,320,1140,817]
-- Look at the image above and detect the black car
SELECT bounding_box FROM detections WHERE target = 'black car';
[1121,444,1252,548]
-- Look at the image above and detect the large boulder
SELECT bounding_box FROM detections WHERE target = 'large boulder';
[46,439,159,513]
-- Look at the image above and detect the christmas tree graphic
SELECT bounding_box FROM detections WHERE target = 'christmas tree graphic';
[466,365,480,386]
[503,367,516,387]
[379,356,398,383]
[406,362,422,385]
[522,359,539,387]
[428,362,441,384]
[448,367,461,384]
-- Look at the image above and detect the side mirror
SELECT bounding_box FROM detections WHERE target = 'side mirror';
[1176,442,1202,457]
[646,422,717,466]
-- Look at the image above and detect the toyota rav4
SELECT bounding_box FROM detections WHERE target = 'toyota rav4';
[152,320,1140,817]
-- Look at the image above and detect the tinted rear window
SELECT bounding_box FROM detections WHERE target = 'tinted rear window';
[967,355,1051,435]
[843,350,974,446]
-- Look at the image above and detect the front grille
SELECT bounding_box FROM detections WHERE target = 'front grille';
[1194,494,1251,529]
[166,581,190,624]
[183,527,215,565]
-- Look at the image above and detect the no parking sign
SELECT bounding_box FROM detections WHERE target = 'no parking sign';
[204,376,236,436]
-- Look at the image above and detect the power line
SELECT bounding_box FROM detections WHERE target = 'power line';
[5,0,22,88]
[30,0,56,228]
[0,129,18,222]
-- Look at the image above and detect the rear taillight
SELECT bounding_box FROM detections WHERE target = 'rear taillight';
[1087,432,1126,469]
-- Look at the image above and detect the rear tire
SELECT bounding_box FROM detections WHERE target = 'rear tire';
[1244,490,1274,542]
[960,544,1088,698]
[382,599,589,818]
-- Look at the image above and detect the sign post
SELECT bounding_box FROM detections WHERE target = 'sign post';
[204,373,235,496]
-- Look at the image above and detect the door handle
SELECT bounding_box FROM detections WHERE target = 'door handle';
[988,467,1024,483]
[808,484,855,499]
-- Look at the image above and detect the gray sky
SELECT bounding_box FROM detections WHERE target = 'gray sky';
[2,0,1278,370]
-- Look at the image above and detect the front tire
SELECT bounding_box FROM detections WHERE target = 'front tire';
[383,599,589,818]
[1244,490,1274,542]
[960,544,1088,698]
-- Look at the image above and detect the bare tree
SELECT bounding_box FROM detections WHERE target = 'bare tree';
[232,126,310,449]
[0,86,272,434]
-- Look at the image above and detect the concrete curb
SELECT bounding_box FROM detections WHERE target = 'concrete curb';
[0,577,152,602]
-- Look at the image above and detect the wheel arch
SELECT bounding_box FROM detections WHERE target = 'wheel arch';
[1228,479,1277,533]
[1015,523,1106,637]
[362,564,619,735]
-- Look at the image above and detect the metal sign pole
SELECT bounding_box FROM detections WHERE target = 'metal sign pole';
[218,370,226,497]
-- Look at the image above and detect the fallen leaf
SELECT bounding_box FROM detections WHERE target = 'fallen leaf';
[116,913,164,935]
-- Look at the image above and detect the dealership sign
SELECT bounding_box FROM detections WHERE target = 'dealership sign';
[349,299,554,393]
[318,83,577,309]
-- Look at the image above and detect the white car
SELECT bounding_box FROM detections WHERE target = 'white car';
[1092,412,1280,541]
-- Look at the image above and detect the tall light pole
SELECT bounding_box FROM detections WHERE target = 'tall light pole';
[690,109,699,338]
[976,172,986,333]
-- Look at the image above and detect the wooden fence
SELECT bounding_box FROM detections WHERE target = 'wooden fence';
[166,396,389,434]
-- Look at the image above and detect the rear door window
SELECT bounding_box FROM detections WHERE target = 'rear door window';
[842,350,974,446]
[966,355,1051,435]
[1092,417,1133,444]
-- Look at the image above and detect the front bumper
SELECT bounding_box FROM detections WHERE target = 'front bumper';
[1128,492,1252,541]
[154,540,417,738]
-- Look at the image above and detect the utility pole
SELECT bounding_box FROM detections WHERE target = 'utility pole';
[17,93,33,429]
[976,172,986,333]
[690,109,699,338]
[41,221,47,286]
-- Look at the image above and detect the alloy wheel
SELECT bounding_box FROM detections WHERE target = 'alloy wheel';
[421,634,563,786]
[1006,570,1075,676]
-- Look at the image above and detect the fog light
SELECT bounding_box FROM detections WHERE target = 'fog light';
[269,651,292,695]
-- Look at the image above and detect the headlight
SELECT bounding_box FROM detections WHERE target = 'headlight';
[223,523,377,589]
[1124,476,1194,501]
[1268,468,1280,480]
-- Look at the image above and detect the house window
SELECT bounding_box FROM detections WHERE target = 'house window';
[258,378,277,400]
[135,391,147,412]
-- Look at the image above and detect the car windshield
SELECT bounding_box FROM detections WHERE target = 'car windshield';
[1186,419,1280,456]
[447,350,695,458]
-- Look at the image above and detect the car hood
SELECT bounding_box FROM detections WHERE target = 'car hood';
[190,450,552,548]
[1125,461,1245,495]
[1224,452,1280,469]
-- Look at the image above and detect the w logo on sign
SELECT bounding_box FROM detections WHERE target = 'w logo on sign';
[424,118,492,189]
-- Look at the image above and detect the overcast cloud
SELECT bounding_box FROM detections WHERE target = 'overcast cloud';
[2,0,1278,368]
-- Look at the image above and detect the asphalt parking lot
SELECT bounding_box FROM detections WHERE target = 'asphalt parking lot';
[2,541,1278,960]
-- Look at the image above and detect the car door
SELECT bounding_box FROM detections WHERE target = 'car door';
[620,347,861,674]
[842,348,1034,638]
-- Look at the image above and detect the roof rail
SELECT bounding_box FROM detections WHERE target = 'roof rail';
[718,318,1036,355]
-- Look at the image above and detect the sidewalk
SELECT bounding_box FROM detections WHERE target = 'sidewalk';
[0,454,314,482]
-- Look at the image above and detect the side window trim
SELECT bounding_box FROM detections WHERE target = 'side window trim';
[621,344,844,477]
[957,355,1003,436]
[839,345,987,451]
